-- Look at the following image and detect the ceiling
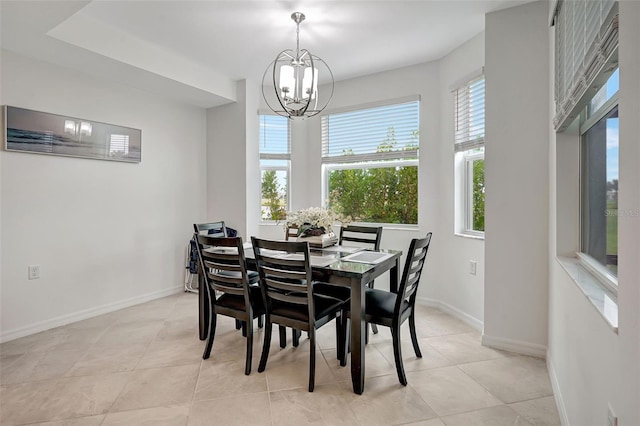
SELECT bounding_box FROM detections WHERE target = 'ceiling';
[0,1,531,108]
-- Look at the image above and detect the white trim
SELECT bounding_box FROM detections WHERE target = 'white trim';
[454,231,485,241]
[547,354,570,426]
[0,286,183,343]
[556,256,619,332]
[481,333,548,358]
[417,297,483,331]
[576,252,618,295]
[453,231,484,241]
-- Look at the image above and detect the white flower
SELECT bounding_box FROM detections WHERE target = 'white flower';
[285,207,350,234]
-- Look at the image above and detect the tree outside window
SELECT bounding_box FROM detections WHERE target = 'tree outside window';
[323,101,420,225]
[260,115,290,221]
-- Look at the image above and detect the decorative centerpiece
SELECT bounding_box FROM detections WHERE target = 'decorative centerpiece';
[285,207,350,248]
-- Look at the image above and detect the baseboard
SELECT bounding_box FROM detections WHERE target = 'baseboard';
[0,285,184,343]
[481,333,547,358]
[417,296,484,332]
[546,352,570,426]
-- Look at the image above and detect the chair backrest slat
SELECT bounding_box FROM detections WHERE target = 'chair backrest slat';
[395,233,432,315]
[339,225,383,250]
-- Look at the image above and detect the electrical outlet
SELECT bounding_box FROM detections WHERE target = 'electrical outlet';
[607,404,618,426]
[469,260,477,275]
[28,265,40,280]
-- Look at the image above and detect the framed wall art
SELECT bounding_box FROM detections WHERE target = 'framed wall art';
[3,105,141,163]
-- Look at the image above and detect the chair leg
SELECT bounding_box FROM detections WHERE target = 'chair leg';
[335,315,343,361]
[308,329,316,392]
[368,281,379,335]
[292,329,301,347]
[392,325,407,386]
[245,319,254,375]
[235,319,242,330]
[258,321,272,373]
[339,312,349,367]
[279,325,287,348]
[258,315,264,329]
[409,309,422,358]
[202,312,217,359]
[241,321,247,337]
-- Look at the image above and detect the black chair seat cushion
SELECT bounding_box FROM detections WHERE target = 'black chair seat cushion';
[365,288,409,320]
[313,282,351,302]
[217,269,259,284]
[216,285,264,313]
[270,293,343,323]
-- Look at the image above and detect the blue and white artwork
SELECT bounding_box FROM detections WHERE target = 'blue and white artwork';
[3,106,141,163]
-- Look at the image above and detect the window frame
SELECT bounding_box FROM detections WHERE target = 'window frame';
[578,83,619,293]
[321,99,420,226]
[463,149,485,237]
[259,114,291,223]
[453,73,485,238]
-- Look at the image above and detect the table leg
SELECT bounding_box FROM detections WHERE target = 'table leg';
[390,258,400,294]
[198,268,209,341]
[350,277,366,394]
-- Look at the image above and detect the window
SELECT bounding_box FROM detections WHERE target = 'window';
[321,99,419,225]
[580,69,619,285]
[553,0,619,301]
[259,115,290,221]
[109,134,129,157]
[454,75,485,235]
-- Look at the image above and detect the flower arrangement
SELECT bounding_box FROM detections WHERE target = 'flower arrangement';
[285,207,350,237]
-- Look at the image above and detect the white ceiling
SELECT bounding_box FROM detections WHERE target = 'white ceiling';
[0,1,531,108]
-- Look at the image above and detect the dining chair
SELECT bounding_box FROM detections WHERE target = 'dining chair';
[194,220,228,237]
[251,237,348,392]
[185,221,228,293]
[194,234,264,375]
[363,232,432,385]
[339,225,384,337]
[284,224,299,241]
[194,221,262,331]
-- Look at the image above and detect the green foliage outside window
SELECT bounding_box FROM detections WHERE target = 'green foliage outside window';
[261,170,287,221]
[472,159,485,231]
[328,129,419,224]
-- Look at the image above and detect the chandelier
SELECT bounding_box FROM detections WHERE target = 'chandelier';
[262,12,334,119]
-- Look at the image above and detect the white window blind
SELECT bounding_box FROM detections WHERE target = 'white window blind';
[454,76,485,153]
[553,0,618,131]
[109,134,129,155]
[321,101,419,164]
[259,115,290,160]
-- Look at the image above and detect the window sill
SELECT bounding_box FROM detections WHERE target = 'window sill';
[556,256,618,333]
[454,232,485,241]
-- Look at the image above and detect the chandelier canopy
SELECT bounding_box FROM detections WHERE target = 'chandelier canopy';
[262,12,334,119]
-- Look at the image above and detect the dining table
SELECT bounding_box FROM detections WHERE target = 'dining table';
[197,242,402,395]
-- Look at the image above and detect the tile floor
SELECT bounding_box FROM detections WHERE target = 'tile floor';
[0,292,561,425]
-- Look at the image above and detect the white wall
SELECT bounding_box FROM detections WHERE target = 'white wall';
[483,1,550,357]
[206,79,260,239]
[436,33,486,327]
[0,49,207,342]
[547,2,640,425]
